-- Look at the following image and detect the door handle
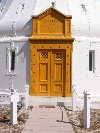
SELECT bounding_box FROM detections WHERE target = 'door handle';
[52,76,53,79]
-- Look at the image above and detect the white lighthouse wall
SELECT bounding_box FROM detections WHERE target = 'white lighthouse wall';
[0,38,29,94]
[0,0,37,37]
[72,37,100,107]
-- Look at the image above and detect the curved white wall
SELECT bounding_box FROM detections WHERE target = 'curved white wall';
[0,0,37,37]
[0,0,100,37]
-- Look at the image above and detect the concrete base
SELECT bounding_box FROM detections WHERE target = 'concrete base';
[28,96,100,110]
[29,96,72,107]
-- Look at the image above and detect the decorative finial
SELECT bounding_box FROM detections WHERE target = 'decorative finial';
[51,1,56,8]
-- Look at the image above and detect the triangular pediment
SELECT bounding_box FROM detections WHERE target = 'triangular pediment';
[30,7,74,41]
[32,7,72,19]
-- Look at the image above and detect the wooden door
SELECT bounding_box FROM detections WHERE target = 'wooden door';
[37,50,51,96]
[36,50,65,96]
[51,50,65,96]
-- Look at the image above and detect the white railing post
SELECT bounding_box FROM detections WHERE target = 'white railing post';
[84,91,90,128]
[25,84,29,110]
[72,85,77,111]
[10,89,19,125]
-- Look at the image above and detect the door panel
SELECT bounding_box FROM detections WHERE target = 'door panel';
[55,63,62,81]
[40,63,48,81]
[51,50,65,96]
[37,50,50,95]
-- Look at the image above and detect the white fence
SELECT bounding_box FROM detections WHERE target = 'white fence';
[83,91,90,128]
[0,84,29,125]
[10,89,19,125]
[72,89,90,129]
[0,84,91,127]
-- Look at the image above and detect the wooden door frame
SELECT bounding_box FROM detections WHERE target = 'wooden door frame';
[29,39,73,97]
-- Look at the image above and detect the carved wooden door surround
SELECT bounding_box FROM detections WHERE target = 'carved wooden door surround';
[29,7,74,97]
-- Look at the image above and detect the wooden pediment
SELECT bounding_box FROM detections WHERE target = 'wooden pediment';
[32,7,72,19]
[30,7,74,41]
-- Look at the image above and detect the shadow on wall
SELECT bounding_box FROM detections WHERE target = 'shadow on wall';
[22,19,32,37]
[16,41,30,85]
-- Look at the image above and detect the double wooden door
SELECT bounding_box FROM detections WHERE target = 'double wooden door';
[36,50,65,96]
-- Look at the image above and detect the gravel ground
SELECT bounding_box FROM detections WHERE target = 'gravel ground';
[0,105,29,133]
[0,106,99,133]
[66,109,100,133]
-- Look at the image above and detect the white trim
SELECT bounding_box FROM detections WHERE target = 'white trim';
[73,35,100,42]
[0,36,28,43]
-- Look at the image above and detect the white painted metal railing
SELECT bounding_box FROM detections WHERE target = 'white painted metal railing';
[83,91,90,129]
[0,84,29,125]
[10,89,19,125]
[72,87,90,129]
